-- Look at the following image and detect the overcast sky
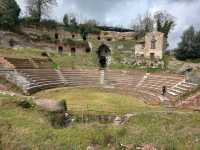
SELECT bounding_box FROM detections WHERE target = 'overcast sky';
[16,0,200,49]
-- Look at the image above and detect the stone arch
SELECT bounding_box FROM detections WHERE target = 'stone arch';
[97,44,111,68]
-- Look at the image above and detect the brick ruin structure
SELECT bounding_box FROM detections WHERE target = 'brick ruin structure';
[135,31,167,67]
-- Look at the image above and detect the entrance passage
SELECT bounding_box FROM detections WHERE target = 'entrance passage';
[150,53,155,60]
[97,44,111,69]
[71,48,76,55]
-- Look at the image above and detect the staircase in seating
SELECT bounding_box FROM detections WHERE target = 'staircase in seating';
[167,79,198,98]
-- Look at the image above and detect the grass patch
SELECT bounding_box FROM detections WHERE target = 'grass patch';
[0,94,200,149]
[0,48,45,58]
[35,87,162,115]
[50,52,98,69]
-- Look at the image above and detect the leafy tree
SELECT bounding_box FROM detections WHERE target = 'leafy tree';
[65,15,79,33]
[63,14,69,27]
[175,26,200,60]
[79,20,100,40]
[154,11,175,38]
[0,0,21,30]
[70,16,77,27]
[26,0,57,22]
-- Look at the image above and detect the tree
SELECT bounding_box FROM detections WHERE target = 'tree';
[0,0,21,30]
[79,19,100,40]
[70,16,77,27]
[63,14,69,27]
[175,26,200,60]
[132,10,176,40]
[132,11,154,38]
[154,11,175,38]
[26,0,57,22]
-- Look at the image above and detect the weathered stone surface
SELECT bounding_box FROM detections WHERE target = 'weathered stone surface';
[135,31,166,60]
[86,146,96,150]
[113,116,122,125]
[35,99,67,112]
[0,84,8,91]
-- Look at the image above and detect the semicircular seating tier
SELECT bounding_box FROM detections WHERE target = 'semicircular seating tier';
[0,57,198,105]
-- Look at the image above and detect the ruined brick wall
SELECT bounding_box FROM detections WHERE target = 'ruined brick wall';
[135,43,145,57]
[144,32,165,59]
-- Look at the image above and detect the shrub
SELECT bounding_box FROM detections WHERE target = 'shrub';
[48,112,66,128]
[18,99,34,109]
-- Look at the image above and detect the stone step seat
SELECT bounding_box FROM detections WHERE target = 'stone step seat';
[62,75,100,79]
[148,75,184,80]
[139,86,161,93]
[61,69,99,72]
[104,75,139,78]
[19,72,59,75]
[105,79,141,83]
[105,76,141,81]
[165,92,177,100]
[65,79,99,83]
[179,83,193,88]
[174,86,188,91]
[65,80,99,84]
[105,79,141,82]
[61,73,100,76]
[26,80,64,85]
[107,81,140,86]
[108,84,138,89]
[147,77,184,81]
[14,65,36,69]
[5,58,35,68]
[20,74,59,78]
[183,81,198,86]
[144,78,183,84]
[21,75,60,79]
[18,69,58,72]
[105,70,145,75]
[25,80,65,86]
[142,81,176,86]
[169,88,183,94]
[27,82,64,89]
[167,91,178,96]
[27,84,65,94]
[106,74,145,77]
[28,80,63,85]
[145,78,182,82]
[18,71,58,75]
[140,83,173,89]
[135,90,161,103]
[64,81,99,86]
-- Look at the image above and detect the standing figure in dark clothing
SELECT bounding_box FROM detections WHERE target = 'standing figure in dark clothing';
[162,86,167,96]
